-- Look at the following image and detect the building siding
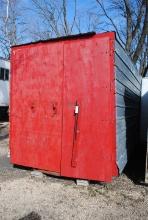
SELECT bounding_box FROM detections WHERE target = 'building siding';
[115,40,142,172]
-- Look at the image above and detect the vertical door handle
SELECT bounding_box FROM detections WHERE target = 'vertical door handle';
[71,100,79,167]
[73,101,79,140]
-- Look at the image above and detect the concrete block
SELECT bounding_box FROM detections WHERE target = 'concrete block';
[76,179,89,186]
[31,170,44,179]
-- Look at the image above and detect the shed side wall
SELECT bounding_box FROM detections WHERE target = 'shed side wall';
[115,40,142,172]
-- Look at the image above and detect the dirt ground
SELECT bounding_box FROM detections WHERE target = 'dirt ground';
[0,123,148,220]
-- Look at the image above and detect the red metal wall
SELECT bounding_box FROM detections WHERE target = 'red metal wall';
[10,32,118,182]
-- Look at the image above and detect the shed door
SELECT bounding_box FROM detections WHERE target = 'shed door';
[10,42,63,173]
[61,37,114,181]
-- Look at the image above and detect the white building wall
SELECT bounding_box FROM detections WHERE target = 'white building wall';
[0,59,10,107]
[141,77,148,143]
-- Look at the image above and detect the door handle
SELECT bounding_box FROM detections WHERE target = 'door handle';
[71,100,80,167]
[73,101,79,140]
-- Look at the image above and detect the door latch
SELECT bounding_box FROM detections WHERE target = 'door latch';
[75,105,79,114]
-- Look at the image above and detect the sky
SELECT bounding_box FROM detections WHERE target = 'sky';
[0,0,125,57]
[1,0,101,57]
[21,0,97,30]
[17,0,118,42]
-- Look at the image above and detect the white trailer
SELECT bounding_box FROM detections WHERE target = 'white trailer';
[141,77,148,144]
[0,58,10,119]
[0,58,10,107]
[141,76,148,182]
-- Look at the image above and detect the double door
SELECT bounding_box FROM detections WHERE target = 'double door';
[11,36,113,181]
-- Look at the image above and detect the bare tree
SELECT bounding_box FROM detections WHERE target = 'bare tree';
[30,0,79,38]
[0,0,26,58]
[95,0,148,76]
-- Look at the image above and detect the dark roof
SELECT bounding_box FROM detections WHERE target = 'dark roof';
[11,32,96,48]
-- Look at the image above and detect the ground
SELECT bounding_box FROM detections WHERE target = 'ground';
[0,123,148,220]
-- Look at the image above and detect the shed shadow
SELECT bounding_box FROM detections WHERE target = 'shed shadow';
[0,107,9,122]
[123,89,147,183]
[18,212,41,220]
[0,133,9,141]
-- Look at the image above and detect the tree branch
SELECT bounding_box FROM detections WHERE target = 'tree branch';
[132,0,148,63]
[132,0,145,40]
[96,0,124,45]
[124,0,133,52]
[62,0,69,35]
[70,0,77,34]
[139,46,148,76]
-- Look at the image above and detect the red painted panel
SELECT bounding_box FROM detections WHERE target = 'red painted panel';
[10,42,63,173]
[61,34,116,182]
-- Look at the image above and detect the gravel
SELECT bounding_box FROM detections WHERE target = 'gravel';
[0,123,148,220]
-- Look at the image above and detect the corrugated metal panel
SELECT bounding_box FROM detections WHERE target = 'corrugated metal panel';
[115,40,142,173]
[115,41,140,82]
[116,80,140,102]
[115,57,141,91]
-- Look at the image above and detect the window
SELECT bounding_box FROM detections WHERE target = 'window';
[0,68,5,80]
[0,68,9,81]
[5,69,9,80]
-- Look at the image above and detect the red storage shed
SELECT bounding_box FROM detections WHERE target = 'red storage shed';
[10,32,141,182]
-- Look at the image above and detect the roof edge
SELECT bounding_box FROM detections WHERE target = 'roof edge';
[11,32,96,48]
